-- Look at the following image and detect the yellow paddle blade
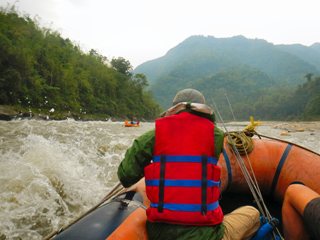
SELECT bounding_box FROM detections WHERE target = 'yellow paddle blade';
[245,116,262,131]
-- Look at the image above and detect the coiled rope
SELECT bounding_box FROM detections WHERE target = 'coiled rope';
[226,131,254,155]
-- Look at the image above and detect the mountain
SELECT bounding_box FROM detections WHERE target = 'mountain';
[136,35,319,84]
[311,43,320,53]
[134,35,320,120]
[276,43,320,71]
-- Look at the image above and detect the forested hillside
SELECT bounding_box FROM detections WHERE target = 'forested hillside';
[135,35,320,120]
[0,9,161,120]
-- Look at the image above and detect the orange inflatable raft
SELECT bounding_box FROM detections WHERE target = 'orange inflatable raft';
[51,136,320,240]
[219,136,320,201]
[124,120,140,127]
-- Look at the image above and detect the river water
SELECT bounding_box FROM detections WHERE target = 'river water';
[0,120,319,239]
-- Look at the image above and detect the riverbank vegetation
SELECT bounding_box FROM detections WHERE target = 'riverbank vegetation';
[0,7,161,120]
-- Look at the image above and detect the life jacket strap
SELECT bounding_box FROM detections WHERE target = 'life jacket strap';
[201,155,208,215]
[158,155,166,212]
[150,201,220,212]
[153,155,217,164]
[145,179,220,187]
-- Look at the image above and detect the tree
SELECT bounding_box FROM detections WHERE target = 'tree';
[132,73,148,88]
[304,73,313,82]
[111,57,132,75]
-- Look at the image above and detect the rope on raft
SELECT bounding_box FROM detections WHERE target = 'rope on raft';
[223,127,319,239]
[227,127,319,156]
[226,131,254,155]
[225,131,284,239]
[211,98,284,239]
[252,130,320,156]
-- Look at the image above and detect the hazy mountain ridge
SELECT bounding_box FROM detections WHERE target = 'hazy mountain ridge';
[135,35,320,85]
[276,43,320,71]
[134,35,320,120]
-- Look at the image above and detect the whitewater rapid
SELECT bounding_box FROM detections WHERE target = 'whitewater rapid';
[0,120,319,239]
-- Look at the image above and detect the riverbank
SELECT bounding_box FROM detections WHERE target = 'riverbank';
[1,105,319,126]
[224,120,320,133]
[0,105,133,121]
[224,121,320,154]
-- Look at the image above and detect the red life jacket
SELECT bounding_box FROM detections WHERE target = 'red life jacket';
[144,112,223,225]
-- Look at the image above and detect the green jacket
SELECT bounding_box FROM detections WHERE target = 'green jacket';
[117,112,225,240]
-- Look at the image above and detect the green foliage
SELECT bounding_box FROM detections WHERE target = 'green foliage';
[288,76,320,119]
[0,9,161,120]
[111,57,132,76]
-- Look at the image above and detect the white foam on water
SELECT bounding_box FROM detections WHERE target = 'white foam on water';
[0,120,151,239]
[1,120,316,239]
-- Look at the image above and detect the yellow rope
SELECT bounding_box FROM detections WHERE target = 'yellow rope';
[226,131,254,155]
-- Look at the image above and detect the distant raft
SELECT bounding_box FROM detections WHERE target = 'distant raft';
[124,120,140,127]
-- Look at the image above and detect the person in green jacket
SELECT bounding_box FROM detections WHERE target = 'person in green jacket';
[117,88,260,240]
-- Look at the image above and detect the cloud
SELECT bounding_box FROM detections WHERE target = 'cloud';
[66,0,87,6]
[1,0,320,68]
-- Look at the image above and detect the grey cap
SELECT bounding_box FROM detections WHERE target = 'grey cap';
[172,88,205,106]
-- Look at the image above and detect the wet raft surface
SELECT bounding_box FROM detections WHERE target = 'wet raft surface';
[53,192,143,240]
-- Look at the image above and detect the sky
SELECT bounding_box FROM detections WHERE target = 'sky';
[1,0,320,68]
